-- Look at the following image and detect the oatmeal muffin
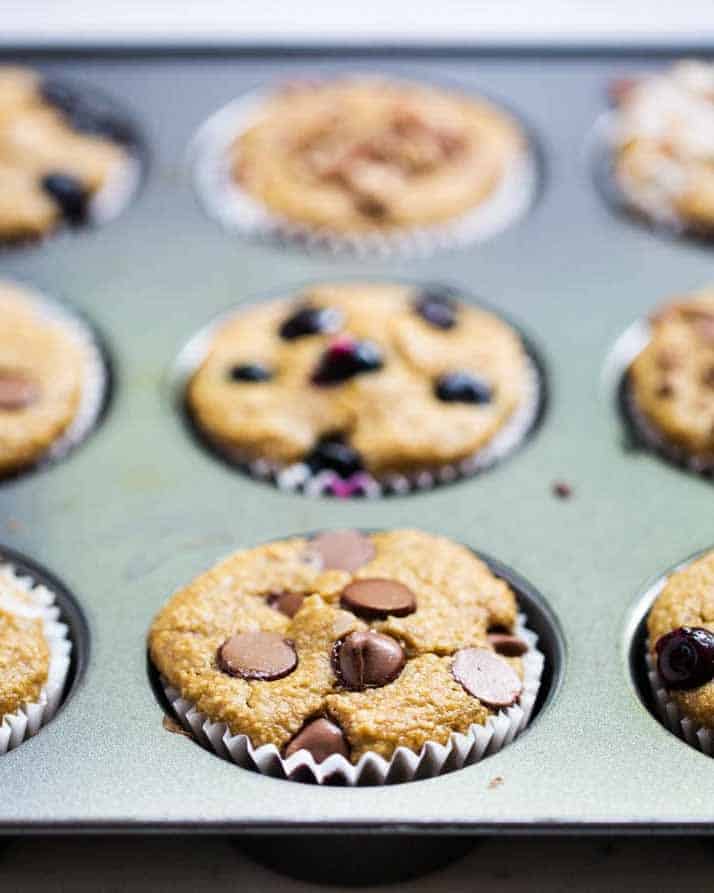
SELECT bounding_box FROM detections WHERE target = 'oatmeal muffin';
[648,549,714,732]
[629,288,714,469]
[611,60,714,234]
[0,586,50,723]
[187,282,534,484]
[0,281,102,477]
[0,66,131,241]
[150,529,531,764]
[232,77,528,235]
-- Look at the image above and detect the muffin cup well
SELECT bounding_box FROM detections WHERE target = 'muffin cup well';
[161,612,544,786]
[645,643,714,756]
[190,81,539,258]
[1,282,109,480]
[0,562,72,754]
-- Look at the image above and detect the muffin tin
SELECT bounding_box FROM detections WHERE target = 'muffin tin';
[2,46,714,841]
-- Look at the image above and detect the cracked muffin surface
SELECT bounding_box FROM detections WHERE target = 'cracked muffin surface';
[0,66,130,241]
[629,288,714,465]
[232,78,527,234]
[149,530,526,763]
[187,282,532,478]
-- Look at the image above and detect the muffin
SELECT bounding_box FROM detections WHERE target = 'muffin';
[194,76,535,250]
[647,549,714,752]
[628,288,714,471]
[0,560,72,754]
[185,281,538,496]
[150,529,543,782]
[0,280,106,478]
[0,66,134,242]
[610,60,714,235]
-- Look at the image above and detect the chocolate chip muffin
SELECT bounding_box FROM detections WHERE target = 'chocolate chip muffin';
[149,530,533,766]
[186,282,536,492]
[610,60,714,234]
[208,76,532,243]
[628,289,714,469]
[647,550,714,734]
[0,66,133,242]
[0,281,105,478]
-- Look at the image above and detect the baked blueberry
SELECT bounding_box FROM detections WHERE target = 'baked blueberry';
[41,173,89,223]
[656,626,714,690]
[305,436,364,477]
[227,363,272,383]
[435,372,492,404]
[279,305,342,340]
[311,337,383,386]
[414,286,458,330]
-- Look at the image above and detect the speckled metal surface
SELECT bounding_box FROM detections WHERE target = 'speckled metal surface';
[1,48,713,834]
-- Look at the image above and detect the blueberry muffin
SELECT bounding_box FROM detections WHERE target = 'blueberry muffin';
[0,281,102,477]
[187,282,535,485]
[149,529,531,764]
[629,289,714,469]
[611,60,714,234]
[0,66,132,242]
[232,77,528,236]
[648,550,714,731]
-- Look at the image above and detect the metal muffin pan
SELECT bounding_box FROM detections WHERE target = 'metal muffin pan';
[2,46,714,835]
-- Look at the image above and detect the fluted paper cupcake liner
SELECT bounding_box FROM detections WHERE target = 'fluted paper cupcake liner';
[161,612,544,785]
[5,281,108,476]
[0,562,72,754]
[645,643,714,755]
[190,82,538,258]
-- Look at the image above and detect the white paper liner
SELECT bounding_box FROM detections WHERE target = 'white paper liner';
[0,562,72,754]
[4,281,108,475]
[162,611,544,785]
[645,640,714,755]
[190,82,538,258]
[89,154,141,226]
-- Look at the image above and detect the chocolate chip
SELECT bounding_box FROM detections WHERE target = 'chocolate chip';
[435,372,492,404]
[333,630,405,690]
[284,717,350,763]
[279,305,342,340]
[305,437,364,477]
[217,631,297,680]
[0,373,40,411]
[413,286,458,330]
[551,481,573,500]
[311,337,383,386]
[41,172,89,223]
[266,591,305,618]
[487,633,528,657]
[310,530,375,572]
[227,363,272,383]
[452,647,523,709]
[340,578,416,619]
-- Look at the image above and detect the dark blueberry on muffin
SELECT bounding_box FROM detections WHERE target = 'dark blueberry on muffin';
[279,305,342,340]
[435,372,492,404]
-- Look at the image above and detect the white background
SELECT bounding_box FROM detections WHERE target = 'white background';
[3,0,714,46]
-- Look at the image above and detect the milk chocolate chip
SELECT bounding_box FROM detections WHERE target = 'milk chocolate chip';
[310,530,375,572]
[284,717,350,763]
[217,631,297,680]
[452,647,522,709]
[487,632,528,657]
[0,372,40,411]
[333,630,405,690]
[267,591,305,618]
[340,578,416,619]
